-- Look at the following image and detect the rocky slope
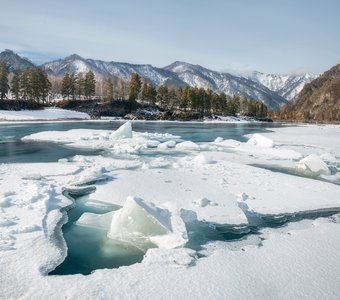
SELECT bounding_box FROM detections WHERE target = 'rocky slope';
[0,49,35,71]
[276,64,340,122]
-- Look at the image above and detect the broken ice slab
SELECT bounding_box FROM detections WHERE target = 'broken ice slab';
[76,211,116,230]
[295,154,331,176]
[110,121,132,140]
[246,133,274,148]
[107,197,188,252]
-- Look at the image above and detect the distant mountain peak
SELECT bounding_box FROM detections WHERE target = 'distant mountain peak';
[65,53,85,60]
[0,49,35,71]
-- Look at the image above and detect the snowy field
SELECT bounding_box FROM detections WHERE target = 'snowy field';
[0,108,90,121]
[1,122,340,299]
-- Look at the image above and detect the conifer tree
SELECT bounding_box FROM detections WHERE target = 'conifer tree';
[76,73,85,99]
[0,61,9,100]
[128,73,142,101]
[140,82,149,103]
[61,73,71,100]
[156,85,169,109]
[11,69,22,100]
[84,70,96,100]
[102,78,114,102]
[146,84,157,105]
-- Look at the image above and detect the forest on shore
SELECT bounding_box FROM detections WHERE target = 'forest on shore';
[0,60,269,120]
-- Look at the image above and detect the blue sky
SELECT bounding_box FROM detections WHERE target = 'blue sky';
[1,0,339,74]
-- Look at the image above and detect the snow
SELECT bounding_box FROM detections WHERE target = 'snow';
[1,122,340,299]
[175,141,199,150]
[0,108,90,121]
[296,154,331,176]
[246,133,274,148]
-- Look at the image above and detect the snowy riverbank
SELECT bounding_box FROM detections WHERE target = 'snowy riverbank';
[0,108,90,121]
[1,122,340,299]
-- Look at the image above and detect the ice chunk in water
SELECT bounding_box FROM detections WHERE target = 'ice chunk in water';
[108,197,187,251]
[108,197,171,249]
[76,211,116,230]
[110,121,132,140]
[296,154,331,176]
[247,134,274,148]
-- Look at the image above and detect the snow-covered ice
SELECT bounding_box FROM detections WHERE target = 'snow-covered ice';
[1,122,340,299]
[296,154,331,176]
[0,108,90,121]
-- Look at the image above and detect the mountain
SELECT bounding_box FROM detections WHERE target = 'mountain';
[43,56,288,109]
[0,49,35,71]
[42,55,185,86]
[242,71,318,101]
[1,49,320,110]
[276,64,340,122]
[165,61,288,109]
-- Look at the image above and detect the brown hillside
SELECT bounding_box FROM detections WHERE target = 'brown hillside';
[276,64,340,122]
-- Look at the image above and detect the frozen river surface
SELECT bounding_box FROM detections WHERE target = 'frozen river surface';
[1,120,340,299]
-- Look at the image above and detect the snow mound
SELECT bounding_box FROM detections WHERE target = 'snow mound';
[157,140,176,150]
[110,121,132,140]
[247,134,274,148]
[143,248,196,267]
[296,154,331,176]
[193,153,215,164]
[175,141,199,150]
[214,137,224,143]
[69,167,107,185]
[108,197,187,251]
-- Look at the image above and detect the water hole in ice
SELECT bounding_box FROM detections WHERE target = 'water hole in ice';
[49,187,340,275]
[49,191,145,276]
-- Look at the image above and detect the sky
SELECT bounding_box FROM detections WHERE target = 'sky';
[1,0,339,74]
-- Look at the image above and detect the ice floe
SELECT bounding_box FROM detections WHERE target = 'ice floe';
[296,154,331,176]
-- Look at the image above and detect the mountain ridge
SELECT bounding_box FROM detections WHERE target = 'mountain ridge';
[0,49,318,110]
[276,64,340,122]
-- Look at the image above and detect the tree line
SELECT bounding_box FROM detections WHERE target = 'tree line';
[0,61,51,103]
[0,60,268,117]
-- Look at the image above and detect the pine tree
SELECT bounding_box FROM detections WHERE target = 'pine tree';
[117,79,126,99]
[11,69,22,100]
[76,73,85,99]
[146,84,157,105]
[156,85,169,109]
[102,78,114,102]
[84,71,96,100]
[61,73,71,100]
[18,68,51,103]
[140,82,149,103]
[0,61,9,100]
[128,73,142,101]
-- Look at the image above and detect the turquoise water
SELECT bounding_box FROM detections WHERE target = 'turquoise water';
[0,121,286,163]
[50,194,145,275]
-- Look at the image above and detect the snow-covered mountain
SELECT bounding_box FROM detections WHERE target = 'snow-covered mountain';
[0,49,35,71]
[242,71,318,101]
[42,55,185,86]
[42,56,288,109]
[1,49,318,109]
[165,61,288,109]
